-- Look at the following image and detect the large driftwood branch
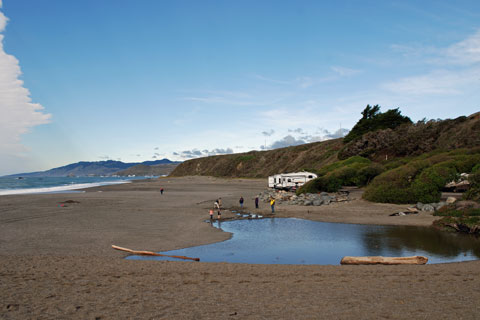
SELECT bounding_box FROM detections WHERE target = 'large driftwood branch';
[340,256,428,265]
[112,245,200,261]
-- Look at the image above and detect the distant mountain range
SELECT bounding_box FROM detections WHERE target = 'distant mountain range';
[5,159,182,177]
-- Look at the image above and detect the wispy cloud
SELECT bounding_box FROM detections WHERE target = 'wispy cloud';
[445,30,480,65]
[262,127,349,150]
[331,66,361,77]
[384,29,480,96]
[0,5,51,158]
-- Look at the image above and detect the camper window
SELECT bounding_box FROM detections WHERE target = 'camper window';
[288,179,291,182]
[308,175,313,178]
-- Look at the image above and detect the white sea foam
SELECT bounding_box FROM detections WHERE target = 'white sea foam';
[0,180,130,195]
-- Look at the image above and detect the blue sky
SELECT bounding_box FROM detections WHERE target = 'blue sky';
[0,0,479,175]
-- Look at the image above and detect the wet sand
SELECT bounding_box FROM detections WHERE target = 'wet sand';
[1,176,479,319]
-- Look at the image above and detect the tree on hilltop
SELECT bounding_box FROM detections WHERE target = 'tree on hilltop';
[343,105,412,143]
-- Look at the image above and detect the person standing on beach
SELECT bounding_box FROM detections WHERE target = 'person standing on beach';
[209,209,214,220]
[270,198,275,213]
[239,196,244,208]
[255,196,259,209]
[160,188,164,195]
[214,199,220,210]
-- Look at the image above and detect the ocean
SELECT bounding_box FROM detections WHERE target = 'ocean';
[0,176,156,196]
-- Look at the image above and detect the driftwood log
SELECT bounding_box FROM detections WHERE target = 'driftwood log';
[340,256,428,265]
[112,245,200,261]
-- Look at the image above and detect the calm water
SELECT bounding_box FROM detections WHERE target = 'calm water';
[127,218,480,265]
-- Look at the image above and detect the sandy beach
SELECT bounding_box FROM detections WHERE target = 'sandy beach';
[1,176,479,319]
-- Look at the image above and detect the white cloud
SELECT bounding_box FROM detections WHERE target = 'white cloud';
[445,30,480,65]
[384,29,480,96]
[0,5,7,32]
[0,7,51,159]
[268,135,305,149]
[382,69,478,95]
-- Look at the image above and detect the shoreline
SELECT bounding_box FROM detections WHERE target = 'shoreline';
[1,176,479,319]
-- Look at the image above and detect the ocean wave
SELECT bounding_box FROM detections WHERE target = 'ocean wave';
[0,180,130,196]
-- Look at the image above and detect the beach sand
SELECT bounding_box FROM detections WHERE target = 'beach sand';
[1,176,479,319]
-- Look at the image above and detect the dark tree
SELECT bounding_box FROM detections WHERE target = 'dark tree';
[344,105,412,143]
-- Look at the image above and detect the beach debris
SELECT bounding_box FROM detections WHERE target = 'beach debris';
[390,209,418,216]
[445,223,480,234]
[61,200,80,204]
[58,199,80,207]
[112,245,200,261]
[340,255,428,265]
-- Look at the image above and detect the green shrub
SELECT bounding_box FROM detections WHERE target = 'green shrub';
[363,185,416,204]
[297,176,342,194]
[364,150,480,204]
[297,156,383,194]
[383,158,410,170]
[354,163,385,186]
[410,164,457,203]
[464,172,480,201]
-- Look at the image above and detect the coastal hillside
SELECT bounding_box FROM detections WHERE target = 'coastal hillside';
[170,112,480,178]
[170,138,343,178]
[339,112,480,161]
[115,163,180,176]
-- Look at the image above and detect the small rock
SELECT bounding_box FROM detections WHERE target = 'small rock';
[304,200,313,206]
[416,202,424,210]
[422,204,435,212]
[313,200,323,206]
[436,202,446,210]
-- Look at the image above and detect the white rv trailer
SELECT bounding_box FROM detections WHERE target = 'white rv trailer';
[268,171,318,190]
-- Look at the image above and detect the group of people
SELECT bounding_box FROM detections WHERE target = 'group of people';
[210,195,276,220]
[210,198,223,220]
[240,196,275,213]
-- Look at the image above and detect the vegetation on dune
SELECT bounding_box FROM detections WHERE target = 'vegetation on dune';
[363,149,480,204]
[297,156,385,194]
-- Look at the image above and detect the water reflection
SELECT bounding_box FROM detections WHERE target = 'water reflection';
[362,226,480,259]
[128,218,480,265]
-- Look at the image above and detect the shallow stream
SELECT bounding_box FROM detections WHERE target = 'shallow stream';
[127,218,480,265]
